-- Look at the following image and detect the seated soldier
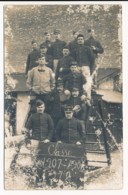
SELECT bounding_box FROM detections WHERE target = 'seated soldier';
[66,87,87,122]
[63,61,86,97]
[55,45,74,80]
[25,100,54,142]
[56,106,85,144]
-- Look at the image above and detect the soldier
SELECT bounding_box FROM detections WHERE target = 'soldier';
[84,29,104,86]
[26,55,55,114]
[25,100,54,142]
[40,31,53,56]
[25,40,40,75]
[55,45,74,80]
[63,61,86,97]
[51,29,66,74]
[73,34,95,103]
[56,106,85,144]
[68,30,79,58]
[40,44,53,70]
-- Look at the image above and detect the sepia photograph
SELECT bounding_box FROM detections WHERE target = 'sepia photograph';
[4,2,123,190]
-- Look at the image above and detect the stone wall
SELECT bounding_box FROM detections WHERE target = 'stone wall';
[5,4,122,73]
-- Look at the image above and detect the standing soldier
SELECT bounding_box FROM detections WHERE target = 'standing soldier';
[25,100,54,142]
[25,40,40,75]
[73,34,95,102]
[39,44,53,70]
[84,29,104,87]
[40,31,53,56]
[26,55,55,114]
[51,29,66,74]
[68,30,79,58]
[55,45,74,81]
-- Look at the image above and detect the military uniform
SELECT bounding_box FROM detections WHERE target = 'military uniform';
[26,112,54,141]
[25,48,40,74]
[40,40,53,56]
[56,116,84,144]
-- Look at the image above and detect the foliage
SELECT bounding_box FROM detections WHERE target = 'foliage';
[4,4,122,73]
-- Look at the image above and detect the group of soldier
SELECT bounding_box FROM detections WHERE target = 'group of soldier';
[25,28,104,145]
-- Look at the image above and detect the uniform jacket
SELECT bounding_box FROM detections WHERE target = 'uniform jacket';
[25,48,40,74]
[56,55,74,80]
[26,112,54,141]
[40,40,53,56]
[51,39,66,59]
[68,39,78,58]
[63,72,86,92]
[73,45,95,70]
[84,37,104,59]
[26,66,55,94]
[56,117,84,143]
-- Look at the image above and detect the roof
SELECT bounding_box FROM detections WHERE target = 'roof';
[5,68,121,92]
[96,89,122,103]
[97,68,120,83]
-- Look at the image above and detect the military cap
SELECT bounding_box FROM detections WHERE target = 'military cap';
[53,29,61,34]
[44,31,50,35]
[40,43,47,49]
[64,105,73,112]
[36,100,44,107]
[31,40,37,44]
[70,61,78,67]
[77,34,84,39]
[63,45,70,50]
[71,87,79,92]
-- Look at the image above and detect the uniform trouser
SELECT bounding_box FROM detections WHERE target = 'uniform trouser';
[53,59,59,75]
[79,66,92,100]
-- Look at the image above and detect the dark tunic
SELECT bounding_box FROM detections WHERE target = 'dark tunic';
[73,45,95,71]
[25,48,40,74]
[84,37,104,59]
[56,117,84,143]
[51,39,66,59]
[63,72,86,93]
[40,40,53,56]
[56,55,74,80]
[68,39,78,58]
[26,112,54,141]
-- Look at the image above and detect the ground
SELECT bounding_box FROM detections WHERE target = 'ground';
[5,147,123,190]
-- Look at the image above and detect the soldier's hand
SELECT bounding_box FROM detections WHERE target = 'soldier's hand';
[64,90,71,96]
[59,68,63,72]
[57,140,62,144]
[43,139,50,143]
[91,46,96,50]
[76,141,82,145]
[80,95,86,101]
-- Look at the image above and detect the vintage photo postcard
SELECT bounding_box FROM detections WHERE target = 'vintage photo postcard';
[4,2,123,190]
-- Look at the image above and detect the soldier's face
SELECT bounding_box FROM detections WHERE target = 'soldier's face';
[74,32,79,39]
[63,49,70,56]
[77,37,84,45]
[65,111,73,119]
[45,34,51,40]
[70,66,78,73]
[72,90,79,97]
[89,30,95,37]
[54,33,61,40]
[38,57,46,65]
[32,43,37,49]
[36,104,45,113]
[40,48,47,54]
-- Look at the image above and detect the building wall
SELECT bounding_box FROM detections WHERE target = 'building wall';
[16,92,30,135]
